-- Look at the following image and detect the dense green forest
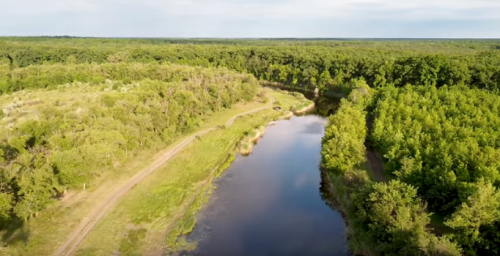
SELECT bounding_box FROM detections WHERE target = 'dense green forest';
[321,83,462,255]
[0,62,257,228]
[322,82,500,255]
[1,38,500,93]
[371,85,500,255]
[1,38,500,255]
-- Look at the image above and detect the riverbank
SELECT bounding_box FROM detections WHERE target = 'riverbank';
[181,115,349,256]
[71,90,310,255]
[293,101,315,115]
[272,89,315,115]
[0,89,276,256]
[238,125,266,155]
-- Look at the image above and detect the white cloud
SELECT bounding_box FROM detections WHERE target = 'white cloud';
[0,0,499,37]
[150,0,500,20]
[1,0,97,16]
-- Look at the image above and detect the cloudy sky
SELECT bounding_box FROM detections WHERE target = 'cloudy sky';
[1,0,499,38]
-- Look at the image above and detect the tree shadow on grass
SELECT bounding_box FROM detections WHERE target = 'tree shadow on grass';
[1,216,30,246]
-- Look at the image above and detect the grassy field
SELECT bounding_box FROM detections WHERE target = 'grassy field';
[72,90,309,256]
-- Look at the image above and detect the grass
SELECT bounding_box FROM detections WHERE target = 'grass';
[0,88,271,256]
[271,89,312,110]
[294,101,315,114]
[271,89,314,114]
[72,89,305,256]
[238,125,265,155]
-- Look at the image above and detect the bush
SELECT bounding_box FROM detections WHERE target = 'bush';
[0,63,259,224]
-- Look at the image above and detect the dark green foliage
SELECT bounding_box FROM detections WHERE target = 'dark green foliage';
[1,38,500,94]
[322,86,461,256]
[321,79,372,174]
[321,100,367,174]
[352,180,461,256]
[371,85,500,212]
[444,180,500,255]
[371,85,500,254]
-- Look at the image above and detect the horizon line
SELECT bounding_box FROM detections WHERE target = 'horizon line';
[1,36,500,40]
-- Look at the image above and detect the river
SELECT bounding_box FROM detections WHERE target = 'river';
[180,114,350,256]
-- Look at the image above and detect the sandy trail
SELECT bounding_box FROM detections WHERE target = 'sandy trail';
[54,97,274,256]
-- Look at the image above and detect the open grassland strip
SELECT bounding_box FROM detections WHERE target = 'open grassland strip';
[72,91,306,256]
[54,94,274,256]
[56,131,210,256]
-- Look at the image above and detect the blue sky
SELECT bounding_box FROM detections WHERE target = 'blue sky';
[1,0,499,38]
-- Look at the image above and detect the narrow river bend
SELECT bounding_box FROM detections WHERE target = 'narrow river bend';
[182,114,350,256]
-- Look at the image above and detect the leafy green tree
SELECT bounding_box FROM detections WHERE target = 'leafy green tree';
[107,51,130,63]
[0,193,12,224]
[445,179,500,255]
[318,70,333,91]
[322,100,366,174]
[66,55,77,64]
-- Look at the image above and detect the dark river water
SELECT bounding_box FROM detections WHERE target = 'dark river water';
[183,115,350,256]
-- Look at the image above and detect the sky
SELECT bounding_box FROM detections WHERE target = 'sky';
[1,0,499,38]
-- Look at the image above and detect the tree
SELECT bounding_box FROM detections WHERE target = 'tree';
[445,179,500,255]
[66,55,77,64]
[322,100,366,174]
[0,193,12,226]
[318,70,333,92]
[107,51,130,63]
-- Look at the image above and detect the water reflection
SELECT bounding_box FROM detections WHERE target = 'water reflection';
[179,115,350,256]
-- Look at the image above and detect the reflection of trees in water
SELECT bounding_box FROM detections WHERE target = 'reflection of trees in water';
[319,168,346,219]
[264,85,339,117]
[313,97,339,117]
[319,168,337,210]
[319,168,352,255]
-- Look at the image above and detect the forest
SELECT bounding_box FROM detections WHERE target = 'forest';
[1,38,500,93]
[321,83,462,255]
[371,85,500,255]
[322,81,500,255]
[1,38,500,255]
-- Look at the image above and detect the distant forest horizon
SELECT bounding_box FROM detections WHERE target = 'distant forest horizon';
[1,36,500,40]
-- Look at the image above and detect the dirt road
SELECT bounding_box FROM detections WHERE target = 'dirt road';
[364,114,388,182]
[365,146,388,182]
[54,97,274,256]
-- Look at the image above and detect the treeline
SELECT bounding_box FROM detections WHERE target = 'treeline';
[0,63,257,227]
[1,39,500,92]
[2,37,499,52]
[371,85,500,255]
[321,81,462,256]
[0,62,256,94]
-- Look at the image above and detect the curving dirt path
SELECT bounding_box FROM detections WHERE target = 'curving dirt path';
[365,146,388,182]
[54,97,274,256]
[365,114,388,182]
